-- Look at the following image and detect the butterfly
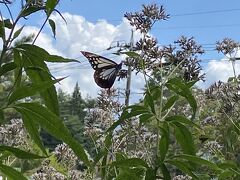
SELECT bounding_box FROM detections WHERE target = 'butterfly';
[81,51,122,89]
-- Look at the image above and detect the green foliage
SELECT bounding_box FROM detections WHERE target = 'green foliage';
[0,163,27,180]
[1,1,240,179]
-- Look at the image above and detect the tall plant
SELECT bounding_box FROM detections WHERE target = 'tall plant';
[0,1,89,179]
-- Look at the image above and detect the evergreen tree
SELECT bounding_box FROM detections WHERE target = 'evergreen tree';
[70,82,86,121]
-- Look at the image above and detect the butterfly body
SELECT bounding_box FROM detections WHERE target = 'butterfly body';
[81,51,122,88]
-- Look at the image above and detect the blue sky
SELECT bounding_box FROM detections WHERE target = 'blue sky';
[2,0,240,99]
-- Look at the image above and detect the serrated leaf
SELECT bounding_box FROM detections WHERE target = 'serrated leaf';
[16,44,79,63]
[0,109,4,122]
[171,122,196,155]
[0,19,13,29]
[218,161,238,169]
[145,168,156,180]
[144,91,155,114]
[116,168,145,180]
[218,169,236,180]
[111,158,149,168]
[159,163,171,180]
[0,62,17,77]
[48,19,56,38]
[20,6,44,17]
[22,114,48,155]
[47,55,79,63]
[120,106,150,120]
[165,115,201,129]
[8,77,65,105]
[101,151,108,179]
[14,103,90,166]
[46,0,58,16]
[162,95,178,112]
[166,78,197,118]
[122,51,140,58]
[105,133,112,148]
[13,26,24,40]
[21,52,59,115]
[174,154,220,170]
[0,163,27,180]
[13,48,22,66]
[139,113,154,123]
[166,159,198,179]
[0,145,45,159]
[159,123,169,161]
[106,118,124,133]
[116,152,127,161]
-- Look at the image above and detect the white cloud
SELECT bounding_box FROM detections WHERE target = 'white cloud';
[43,12,142,98]
[197,59,240,89]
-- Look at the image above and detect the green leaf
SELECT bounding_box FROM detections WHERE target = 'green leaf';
[13,48,22,66]
[218,161,238,169]
[122,51,140,58]
[48,19,56,38]
[0,62,17,77]
[171,122,196,155]
[166,78,197,118]
[218,169,236,180]
[116,167,145,180]
[13,26,24,40]
[46,0,58,16]
[174,154,220,170]
[166,159,198,179]
[159,163,171,180]
[106,118,124,133]
[18,47,59,115]
[101,151,108,179]
[47,55,79,63]
[145,168,156,180]
[111,158,149,168]
[120,105,150,120]
[186,80,198,88]
[0,163,27,180]
[144,91,155,114]
[162,95,178,112]
[116,152,127,161]
[14,103,90,166]
[139,113,154,123]
[20,6,44,17]
[0,145,45,159]
[159,123,169,161]
[8,77,65,105]
[165,115,201,129]
[22,114,48,155]
[0,19,13,29]
[16,44,79,63]
[105,133,113,148]
[0,109,3,122]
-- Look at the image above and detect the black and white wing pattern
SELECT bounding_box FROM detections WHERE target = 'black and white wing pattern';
[81,51,122,88]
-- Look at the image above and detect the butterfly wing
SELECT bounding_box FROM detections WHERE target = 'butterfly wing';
[81,51,122,88]
[94,65,121,88]
[81,51,118,70]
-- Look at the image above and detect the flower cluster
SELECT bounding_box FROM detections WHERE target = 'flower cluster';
[216,38,240,56]
[32,166,65,180]
[200,116,219,126]
[203,141,223,154]
[0,119,28,148]
[205,80,240,116]
[124,3,169,33]
[53,143,79,169]
[173,175,192,180]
